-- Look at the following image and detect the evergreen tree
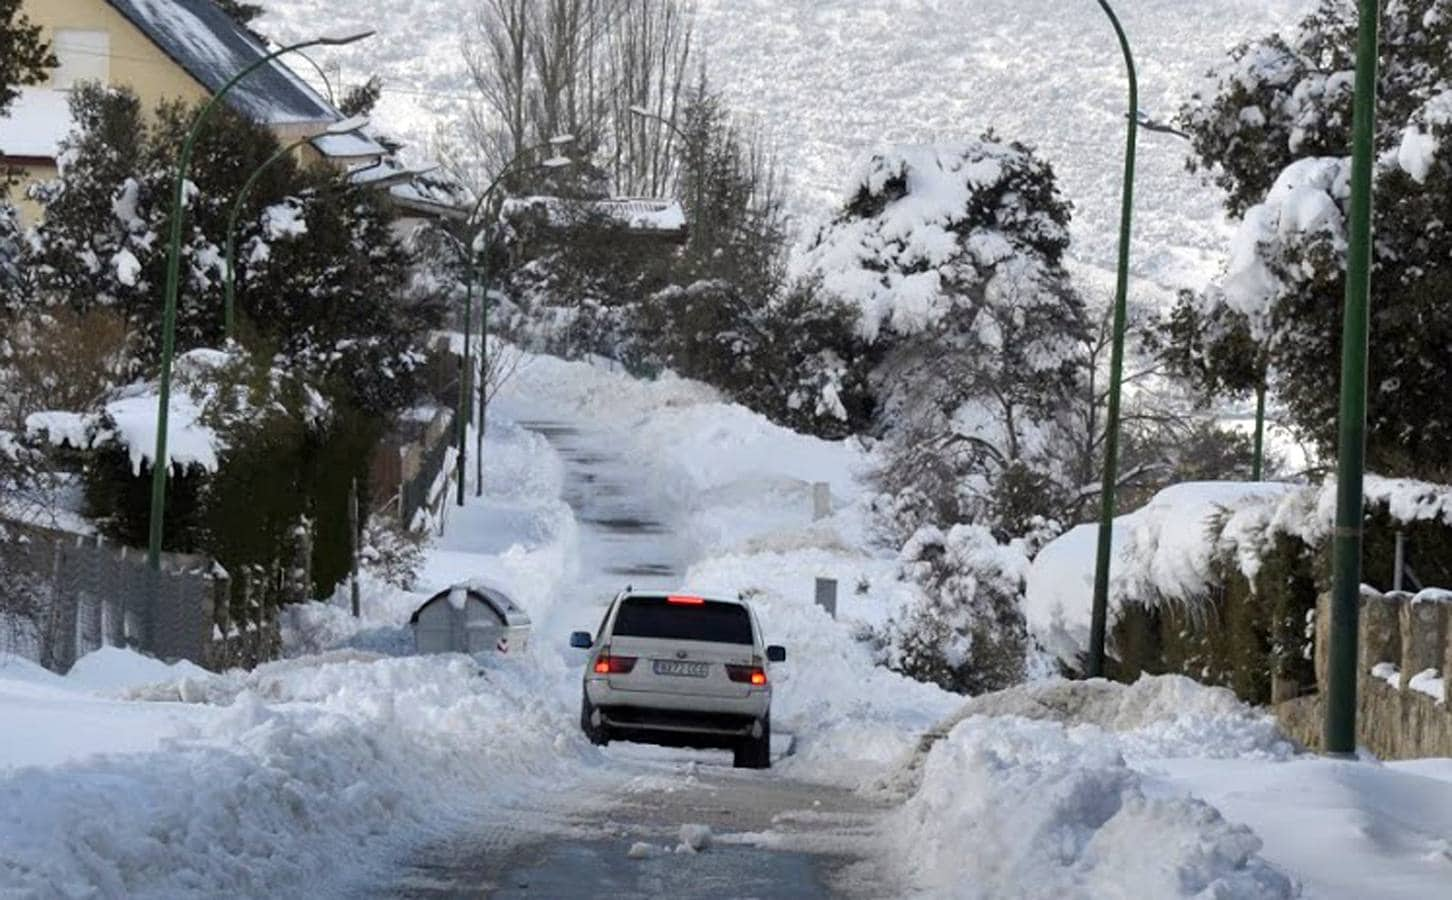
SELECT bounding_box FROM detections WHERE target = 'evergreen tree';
[0,0,53,123]
[1180,0,1452,216]
[803,138,1089,530]
[1173,0,1452,477]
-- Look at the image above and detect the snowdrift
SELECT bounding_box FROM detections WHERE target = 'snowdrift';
[887,676,1298,898]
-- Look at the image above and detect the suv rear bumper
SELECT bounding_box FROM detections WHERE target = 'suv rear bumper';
[586,677,769,737]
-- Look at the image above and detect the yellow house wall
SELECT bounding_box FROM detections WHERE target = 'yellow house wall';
[10,0,356,225]
[25,0,214,109]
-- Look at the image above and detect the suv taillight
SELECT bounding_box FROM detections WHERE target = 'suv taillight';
[594,654,637,674]
[726,664,767,686]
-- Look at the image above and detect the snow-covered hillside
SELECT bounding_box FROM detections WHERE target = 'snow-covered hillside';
[258,0,1309,293]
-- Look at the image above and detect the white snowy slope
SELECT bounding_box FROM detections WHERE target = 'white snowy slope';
[257,0,1310,293]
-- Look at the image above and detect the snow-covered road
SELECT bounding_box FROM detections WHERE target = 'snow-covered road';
[7,350,1452,898]
[380,408,892,896]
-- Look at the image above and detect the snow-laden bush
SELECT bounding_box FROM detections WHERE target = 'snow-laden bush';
[874,523,1036,695]
[803,138,1091,531]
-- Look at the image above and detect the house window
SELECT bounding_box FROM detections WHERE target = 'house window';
[52,29,111,89]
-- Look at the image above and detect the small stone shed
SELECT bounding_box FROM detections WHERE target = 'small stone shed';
[410,584,532,658]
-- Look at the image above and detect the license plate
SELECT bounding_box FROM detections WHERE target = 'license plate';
[653,660,709,678]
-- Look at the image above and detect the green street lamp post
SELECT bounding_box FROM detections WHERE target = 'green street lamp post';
[454,137,575,506]
[146,30,373,571]
[1325,0,1381,756]
[222,115,370,341]
[1086,0,1139,679]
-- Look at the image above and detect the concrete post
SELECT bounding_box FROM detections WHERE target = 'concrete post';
[1400,595,1449,691]
[814,578,838,619]
[1361,591,1402,681]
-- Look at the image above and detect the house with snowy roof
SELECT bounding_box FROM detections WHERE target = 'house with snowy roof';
[0,0,394,224]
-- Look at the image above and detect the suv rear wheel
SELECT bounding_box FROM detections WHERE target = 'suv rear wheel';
[581,691,610,746]
[733,715,771,769]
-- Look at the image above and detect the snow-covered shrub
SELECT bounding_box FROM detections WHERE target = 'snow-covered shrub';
[804,138,1091,529]
[359,515,425,590]
[874,524,1034,695]
[1177,0,1452,478]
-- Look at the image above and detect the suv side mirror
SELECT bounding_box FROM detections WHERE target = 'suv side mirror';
[766,645,786,663]
[569,631,593,649]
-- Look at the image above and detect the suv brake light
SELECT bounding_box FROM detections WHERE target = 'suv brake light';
[667,595,705,605]
[594,654,637,674]
[726,664,767,686]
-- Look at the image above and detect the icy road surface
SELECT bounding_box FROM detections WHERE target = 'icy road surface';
[383,750,888,898]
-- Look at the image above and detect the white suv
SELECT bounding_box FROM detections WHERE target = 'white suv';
[571,590,786,769]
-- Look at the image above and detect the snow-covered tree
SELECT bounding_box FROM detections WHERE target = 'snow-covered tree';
[803,139,1089,531]
[1175,0,1452,477]
[1180,0,1452,216]
[873,523,1040,695]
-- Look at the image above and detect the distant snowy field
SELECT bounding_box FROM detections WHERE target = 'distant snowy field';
[258,0,1309,294]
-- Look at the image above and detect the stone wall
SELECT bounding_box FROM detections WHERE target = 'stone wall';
[1275,589,1452,758]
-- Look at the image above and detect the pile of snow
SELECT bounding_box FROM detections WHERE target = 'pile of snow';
[1025,481,1295,661]
[888,711,1296,898]
[0,653,599,897]
[930,676,1295,765]
[64,646,211,694]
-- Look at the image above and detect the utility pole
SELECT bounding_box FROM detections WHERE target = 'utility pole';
[1325,0,1381,757]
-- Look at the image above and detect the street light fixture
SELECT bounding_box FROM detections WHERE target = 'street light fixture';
[145,30,373,571]
[1129,108,1270,481]
[1086,0,1139,679]
[454,136,576,505]
[222,115,370,341]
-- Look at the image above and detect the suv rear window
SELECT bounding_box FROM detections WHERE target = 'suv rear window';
[611,596,754,645]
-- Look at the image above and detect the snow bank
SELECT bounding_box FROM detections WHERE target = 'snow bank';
[0,654,598,897]
[933,676,1295,764]
[1024,481,1294,660]
[65,646,211,694]
[890,714,1295,898]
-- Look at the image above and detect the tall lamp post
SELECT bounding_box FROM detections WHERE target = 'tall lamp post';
[222,115,370,341]
[454,136,575,506]
[1325,0,1380,757]
[146,30,373,571]
[1086,0,1138,679]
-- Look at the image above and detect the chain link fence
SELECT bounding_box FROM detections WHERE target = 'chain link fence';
[0,518,280,674]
